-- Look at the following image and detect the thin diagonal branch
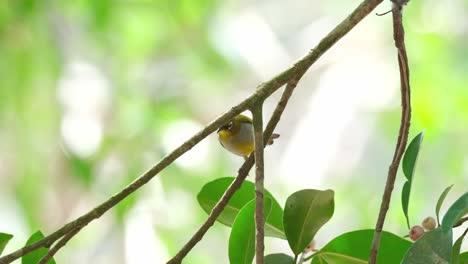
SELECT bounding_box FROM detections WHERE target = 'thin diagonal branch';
[37,227,83,264]
[167,82,297,264]
[166,156,254,264]
[454,216,468,228]
[0,57,283,264]
[252,103,265,264]
[0,0,384,263]
[369,1,412,263]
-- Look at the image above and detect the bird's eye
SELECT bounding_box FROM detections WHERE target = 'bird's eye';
[227,121,233,129]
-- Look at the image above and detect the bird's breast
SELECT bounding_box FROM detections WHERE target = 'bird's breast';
[218,122,254,156]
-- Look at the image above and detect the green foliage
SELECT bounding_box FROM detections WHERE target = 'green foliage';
[313,254,367,263]
[22,231,56,264]
[310,230,411,264]
[451,229,467,264]
[197,177,285,239]
[401,227,452,264]
[264,253,294,264]
[401,132,424,229]
[441,192,468,231]
[458,252,468,264]
[401,182,411,228]
[0,233,13,255]
[198,185,338,262]
[69,156,94,186]
[228,198,272,264]
[436,185,454,226]
[0,1,467,263]
[402,192,468,264]
[283,189,334,255]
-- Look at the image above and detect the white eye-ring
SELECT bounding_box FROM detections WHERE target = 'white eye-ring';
[227,122,233,129]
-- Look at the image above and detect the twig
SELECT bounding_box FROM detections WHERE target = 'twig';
[454,216,468,228]
[252,103,265,264]
[0,54,284,264]
[37,227,83,264]
[302,251,320,262]
[298,252,305,264]
[369,1,412,263]
[0,0,384,263]
[167,81,297,264]
[167,156,254,264]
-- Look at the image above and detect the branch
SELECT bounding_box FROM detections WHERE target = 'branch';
[0,0,384,263]
[37,227,82,264]
[369,1,412,263]
[454,216,468,228]
[166,156,253,264]
[166,0,389,256]
[167,82,298,264]
[0,53,283,264]
[252,103,265,264]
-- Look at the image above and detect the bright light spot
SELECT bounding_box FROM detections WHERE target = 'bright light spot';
[61,113,102,157]
[58,61,111,115]
[220,10,291,80]
[280,53,395,190]
[124,207,169,263]
[418,0,467,34]
[161,120,211,172]
[57,61,111,157]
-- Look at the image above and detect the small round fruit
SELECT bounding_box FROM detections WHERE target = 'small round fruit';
[422,216,436,231]
[409,225,424,241]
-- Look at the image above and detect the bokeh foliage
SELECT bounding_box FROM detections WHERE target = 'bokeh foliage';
[0,0,467,263]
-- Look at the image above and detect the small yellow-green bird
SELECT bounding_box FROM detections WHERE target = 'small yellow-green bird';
[217,114,279,158]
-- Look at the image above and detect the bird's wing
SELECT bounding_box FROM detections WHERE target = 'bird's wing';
[235,114,253,124]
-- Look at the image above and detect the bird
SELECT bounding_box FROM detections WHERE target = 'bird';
[217,114,280,158]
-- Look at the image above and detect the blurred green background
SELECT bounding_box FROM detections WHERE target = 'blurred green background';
[0,0,467,263]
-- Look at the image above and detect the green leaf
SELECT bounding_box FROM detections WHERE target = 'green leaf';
[22,231,56,264]
[314,253,367,263]
[283,189,334,255]
[402,131,425,180]
[0,233,13,255]
[401,227,452,264]
[310,230,412,264]
[197,177,285,239]
[458,252,468,264]
[451,228,467,264]
[436,185,454,226]
[265,253,295,264]
[442,192,468,231]
[401,182,411,229]
[401,131,424,229]
[229,198,273,264]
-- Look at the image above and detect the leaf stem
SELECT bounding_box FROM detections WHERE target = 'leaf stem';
[454,216,468,228]
[302,251,320,262]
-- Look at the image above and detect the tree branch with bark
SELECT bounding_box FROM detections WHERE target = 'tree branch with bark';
[1,0,413,263]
